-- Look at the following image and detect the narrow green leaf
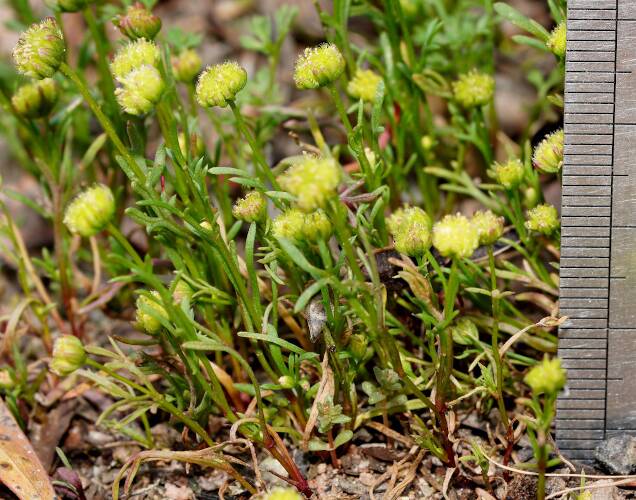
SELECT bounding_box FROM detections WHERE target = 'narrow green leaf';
[236,332,307,355]
[333,430,353,448]
[294,277,331,314]
[494,3,549,41]
[275,237,326,278]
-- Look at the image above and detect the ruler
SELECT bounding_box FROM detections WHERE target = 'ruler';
[557,0,636,461]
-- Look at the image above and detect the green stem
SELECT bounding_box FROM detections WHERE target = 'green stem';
[59,62,145,183]
[228,100,280,190]
[53,187,78,336]
[83,7,122,131]
[86,358,214,446]
[107,222,143,267]
[329,86,353,135]
[488,246,509,429]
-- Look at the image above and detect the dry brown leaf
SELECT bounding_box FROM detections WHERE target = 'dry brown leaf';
[302,353,333,450]
[0,397,55,499]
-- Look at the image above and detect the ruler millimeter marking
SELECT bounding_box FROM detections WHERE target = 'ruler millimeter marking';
[557,0,636,461]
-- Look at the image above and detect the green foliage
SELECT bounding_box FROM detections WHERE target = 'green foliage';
[0,0,566,495]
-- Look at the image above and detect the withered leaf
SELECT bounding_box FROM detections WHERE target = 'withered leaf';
[0,398,55,499]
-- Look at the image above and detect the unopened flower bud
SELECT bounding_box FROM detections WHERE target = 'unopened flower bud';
[421,135,435,151]
[547,22,566,58]
[172,49,202,83]
[50,335,86,376]
[195,62,247,108]
[452,70,495,108]
[451,318,479,346]
[272,209,305,242]
[233,191,267,223]
[114,2,162,40]
[523,186,540,208]
[525,204,559,235]
[13,18,65,79]
[46,0,88,13]
[347,69,382,102]
[524,356,566,395]
[11,78,59,118]
[136,291,168,334]
[533,129,564,174]
[0,370,13,390]
[364,147,377,168]
[278,375,295,389]
[432,213,479,259]
[303,210,332,242]
[110,39,159,81]
[294,43,345,89]
[471,210,504,246]
[63,184,115,237]
[387,206,432,257]
[173,279,193,304]
[348,333,368,361]
[115,65,164,115]
[178,132,205,158]
[491,158,525,189]
[265,488,303,500]
[399,0,419,18]
[277,155,341,212]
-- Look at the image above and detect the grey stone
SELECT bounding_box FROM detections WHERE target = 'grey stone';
[594,435,636,475]
[589,479,621,500]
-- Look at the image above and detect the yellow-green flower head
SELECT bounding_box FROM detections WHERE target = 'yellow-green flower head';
[50,335,86,376]
[524,356,566,395]
[294,43,345,89]
[264,488,302,500]
[432,213,479,259]
[387,206,432,257]
[272,209,305,242]
[491,158,525,189]
[525,204,559,235]
[11,78,59,118]
[547,21,566,58]
[178,132,205,158]
[195,62,247,108]
[13,18,65,79]
[110,39,160,82]
[115,65,165,115]
[135,291,168,334]
[347,69,382,102]
[63,184,115,237]
[277,155,341,212]
[303,209,332,242]
[452,70,495,108]
[46,0,88,13]
[172,49,202,83]
[451,318,479,346]
[172,279,193,304]
[114,2,162,40]
[471,210,504,246]
[232,191,267,223]
[533,129,564,174]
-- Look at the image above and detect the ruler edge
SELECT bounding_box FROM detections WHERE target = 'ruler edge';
[556,0,620,462]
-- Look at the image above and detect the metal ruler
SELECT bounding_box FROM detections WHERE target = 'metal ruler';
[557,0,636,461]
